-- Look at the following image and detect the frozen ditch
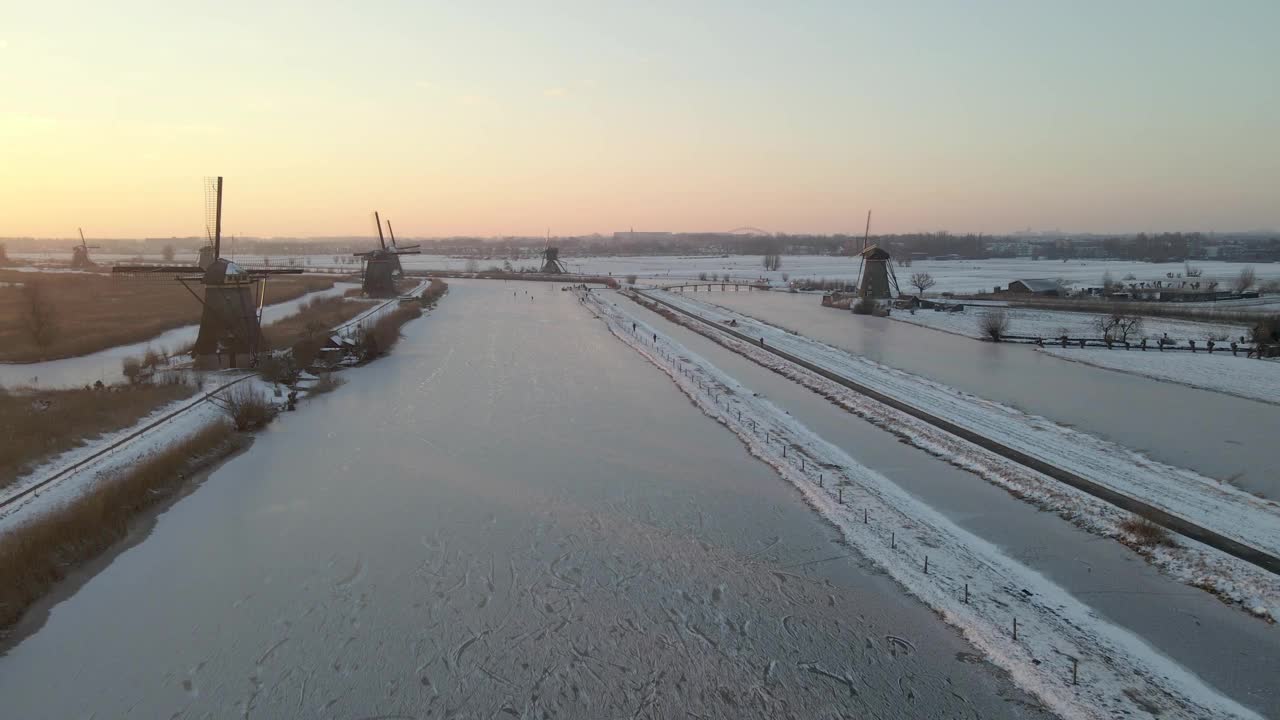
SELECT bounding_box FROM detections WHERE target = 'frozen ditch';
[646,290,1280,571]
[581,289,1264,720]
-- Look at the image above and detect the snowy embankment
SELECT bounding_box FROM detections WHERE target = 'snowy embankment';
[647,292,1280,596]
[1039,347,1280,406]
[0,374,260,531]
[580,290,1262,720]
[894,303,1248,343]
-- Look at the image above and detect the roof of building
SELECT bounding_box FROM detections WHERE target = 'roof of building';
[1010,278,1060,292]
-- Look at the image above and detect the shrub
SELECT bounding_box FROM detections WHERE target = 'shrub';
[219,385,275,431]
[1119,516,1175,547]
[142,347,164,369]
[852,297,877,315]
[980,309,1010,341]
[624,274,638,285]
[1235,266,1256,293]
[121,355,144,384]
[257,352,295,385]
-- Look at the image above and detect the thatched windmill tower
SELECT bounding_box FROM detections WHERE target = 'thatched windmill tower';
[355,211,420,297]
[71,229,100,269]
[113,177,304,368]
[854,210,899,299]
[857,246,899,299]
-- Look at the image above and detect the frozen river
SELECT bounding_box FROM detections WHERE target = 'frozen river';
[703,290,1280,497]
[0,281,1047,718]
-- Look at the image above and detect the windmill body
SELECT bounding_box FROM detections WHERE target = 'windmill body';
[355,212,420,297]
[540,246,567,274]
[857,245,899,299]
[71,228,100,269]
[112,177,302,368]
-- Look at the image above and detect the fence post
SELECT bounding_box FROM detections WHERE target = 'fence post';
[1072,657,1078,685]
[1013,617,1018,641]
[924,556,929,574]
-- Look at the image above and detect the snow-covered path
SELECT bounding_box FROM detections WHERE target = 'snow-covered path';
[646,289,1280,566]
[582,289,1263,720]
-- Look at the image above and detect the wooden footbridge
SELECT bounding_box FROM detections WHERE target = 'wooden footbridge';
[660,281,768,292]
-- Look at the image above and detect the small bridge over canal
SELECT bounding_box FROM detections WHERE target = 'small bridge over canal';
[659,282,769,293]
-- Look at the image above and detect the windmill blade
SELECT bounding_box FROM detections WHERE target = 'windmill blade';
[78,228,87,248]
[374,211,386,250]
[386,219,397,249]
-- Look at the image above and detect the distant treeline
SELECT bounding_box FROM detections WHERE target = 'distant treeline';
[3,230,1277,262]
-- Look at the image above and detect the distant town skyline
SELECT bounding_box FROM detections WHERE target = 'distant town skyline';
[3,1,1277,238]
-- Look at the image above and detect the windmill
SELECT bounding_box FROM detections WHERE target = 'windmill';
[540,229,567,274]
[354,211,420,297]
[112,177,304,368]
[854,210,900,299]
[71,228,100,269]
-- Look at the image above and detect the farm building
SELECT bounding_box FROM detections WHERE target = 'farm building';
[1005,278,1061,296]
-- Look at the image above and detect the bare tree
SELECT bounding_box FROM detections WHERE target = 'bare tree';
[980,309,1010,341]
[21,280,58,350]
[161,244,176,262]
[1095,312,1143,342]
[762,253,782,272]
[909,272,936,295]
[464,259,479,273]
[1235,266,1256,293]
[0,242,9,266]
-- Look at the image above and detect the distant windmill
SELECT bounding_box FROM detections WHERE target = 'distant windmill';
[354,211,420,297]
[71,228,100,269]
[540,229,567,274]
[854,210,900,299]
[112,177,304,368]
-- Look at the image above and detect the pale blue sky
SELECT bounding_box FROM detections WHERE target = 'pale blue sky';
[2,1,1277,236]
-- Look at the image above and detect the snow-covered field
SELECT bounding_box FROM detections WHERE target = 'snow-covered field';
[896,303,1250,342]
[583,289,1266,720]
